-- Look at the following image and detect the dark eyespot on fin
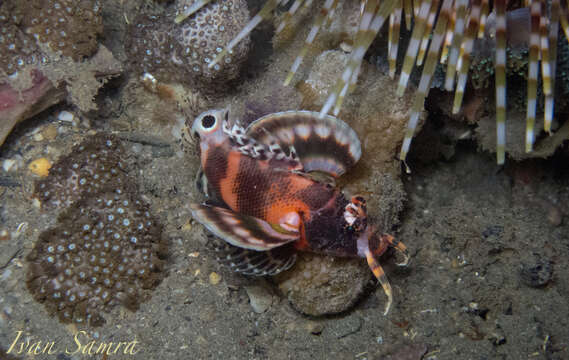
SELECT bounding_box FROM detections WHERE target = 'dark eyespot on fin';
[211,241,297,276]
[246,111,362,177]
[190,204,299,250]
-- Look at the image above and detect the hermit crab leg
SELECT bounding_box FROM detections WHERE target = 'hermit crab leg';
[380,234,410,267]
[320,0,397,117]
[209,0,286,69]
[365,249,393,315]
[452,0,482,114]
[283,0,340,86]
[494,0,507,165]
[175,0,213,23]
[396,0,435,96]
[526,1,541,152]
[400,0,452,162]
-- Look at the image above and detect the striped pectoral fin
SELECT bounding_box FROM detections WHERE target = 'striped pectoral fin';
[212,241,297,276]
[190,204,300,251]
[365,249,393,316]
[245,111,361,178]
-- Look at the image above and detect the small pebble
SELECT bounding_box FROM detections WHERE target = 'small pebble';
[58,110,75,122]
[182,221,192,232]
[0,229,10,241]
[2,159,17,172]
[245,285,273,313]
[42,124,58,140]
[305,321,324,335]
[2,269,12,281]
[209,272,221,285]
[520,258,552,288]
[28,158,52,177]
[547,206,563,227]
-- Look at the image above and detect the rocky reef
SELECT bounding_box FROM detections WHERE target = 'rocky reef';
[26,134,168,326]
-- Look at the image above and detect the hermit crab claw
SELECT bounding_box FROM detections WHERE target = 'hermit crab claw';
[386,234,410,267]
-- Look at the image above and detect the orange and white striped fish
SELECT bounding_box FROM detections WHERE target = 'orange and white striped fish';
[188,109,409,314]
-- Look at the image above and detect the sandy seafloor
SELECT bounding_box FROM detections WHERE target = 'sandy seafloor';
[1,1,569,359]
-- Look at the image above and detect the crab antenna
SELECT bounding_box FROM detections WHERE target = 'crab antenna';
[494,0,507,165]
[400,0,452,162]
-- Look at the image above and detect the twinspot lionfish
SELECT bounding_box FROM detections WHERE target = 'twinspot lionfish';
[188,109,409,314]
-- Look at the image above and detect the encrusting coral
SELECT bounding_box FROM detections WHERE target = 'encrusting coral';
[33,134,128,210]
[125,0,250,89]
[27,134,168,327]
[0,0,102,76]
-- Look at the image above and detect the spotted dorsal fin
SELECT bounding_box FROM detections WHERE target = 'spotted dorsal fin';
[211,241,297,276]
[222,119,302,171]
[245,111,361,178]
[190,204,300,251]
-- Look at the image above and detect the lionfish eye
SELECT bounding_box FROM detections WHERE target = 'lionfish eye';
[202,115,216,129]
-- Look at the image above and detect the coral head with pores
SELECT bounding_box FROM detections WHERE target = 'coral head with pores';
[27,134,168,327]
[125,0,250,89]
